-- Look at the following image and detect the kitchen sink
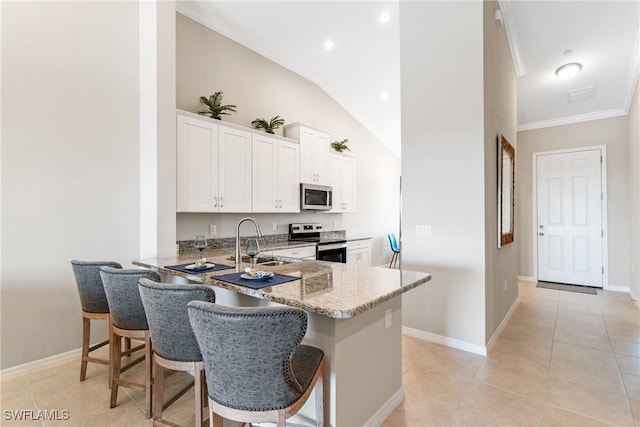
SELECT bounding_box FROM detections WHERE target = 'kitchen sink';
[227,255,295,266]
[258,260,289,266]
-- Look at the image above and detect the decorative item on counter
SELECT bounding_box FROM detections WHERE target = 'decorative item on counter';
[331,138,350,153]
[251,116,285,134]
[198,91,237,120]
[195,258,208,268]
[244,267,271,278]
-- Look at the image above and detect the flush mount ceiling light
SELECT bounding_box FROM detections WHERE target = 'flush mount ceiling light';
[379,12,390,23]
[555,62,582,79]
[324,39,335,51]
[380,91,389,100]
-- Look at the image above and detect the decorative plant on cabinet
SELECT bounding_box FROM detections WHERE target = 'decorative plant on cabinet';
[252,116,285,134]
[331,138,350,153]
[198,92,237,120]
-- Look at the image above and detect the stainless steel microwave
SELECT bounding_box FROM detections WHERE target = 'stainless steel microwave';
[301,184,332,210]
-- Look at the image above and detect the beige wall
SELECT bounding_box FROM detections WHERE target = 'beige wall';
[175,14,401,266]
[400,1,487,347]
[517,116,631,288]
[483,1,519,340]
[629,77,639,301]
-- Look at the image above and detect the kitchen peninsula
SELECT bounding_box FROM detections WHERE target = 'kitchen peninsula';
[134,250,431,426]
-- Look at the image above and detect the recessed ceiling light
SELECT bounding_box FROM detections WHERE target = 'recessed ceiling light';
[380,91,389,100]
[324,39,334,51]
[379,12,390,23]
[555,62,582,80]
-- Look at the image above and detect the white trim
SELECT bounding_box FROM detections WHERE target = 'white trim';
[497,0,526,77]
[402,327,487,356]
[518,109,627,132]
[623,31,640,113]
[363,387,405,427]
[518,275,537,283]
[531,146,609,288]
[0,348,81,382]
[485,295,520,354]
[605,285,631,293]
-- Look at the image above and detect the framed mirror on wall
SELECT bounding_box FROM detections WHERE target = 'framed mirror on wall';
[498,135,515,248]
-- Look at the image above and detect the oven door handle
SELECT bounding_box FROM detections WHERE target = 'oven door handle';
[317,243,348,251]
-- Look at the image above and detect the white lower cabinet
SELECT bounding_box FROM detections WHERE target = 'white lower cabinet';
[347,240,370,266]
[271,246,316,260]
[329,154,356,213]
[252,134,300,213]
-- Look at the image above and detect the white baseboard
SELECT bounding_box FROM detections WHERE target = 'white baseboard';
[604,285,631,293]
[518,276,537,283]
[363,387,405,427]
[485,295,521,354]
[0,348,81,382]
[402,327,487,356]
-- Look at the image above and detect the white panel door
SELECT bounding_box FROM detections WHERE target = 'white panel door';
[277,140,300,212]
[537,149,603,287]
[252,134,278,212]
[341,157,356,213]
[218,126,252,212]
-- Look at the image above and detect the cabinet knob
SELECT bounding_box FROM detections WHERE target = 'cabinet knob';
[538,232,544,236]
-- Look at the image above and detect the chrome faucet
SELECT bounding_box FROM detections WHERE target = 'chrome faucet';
[235,217,263,270]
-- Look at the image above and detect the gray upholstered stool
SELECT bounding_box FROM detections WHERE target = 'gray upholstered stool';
[70,260,122,383]
[138,279,216,427]
[187,302,325,427]
[100,266,160,418]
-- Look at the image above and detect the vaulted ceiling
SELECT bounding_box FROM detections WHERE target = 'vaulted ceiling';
[177,1,639,156]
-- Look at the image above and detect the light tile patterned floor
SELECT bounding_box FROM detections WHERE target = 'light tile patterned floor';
[1,282,638,426]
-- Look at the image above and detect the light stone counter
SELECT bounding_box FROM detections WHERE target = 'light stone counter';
[133,250,430,319]
[133,250,431,426]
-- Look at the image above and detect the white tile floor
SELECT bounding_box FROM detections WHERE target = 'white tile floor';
[1,282,638,426]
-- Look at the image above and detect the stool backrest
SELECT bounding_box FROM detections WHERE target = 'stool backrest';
[138,279,216,362]
[71,260,122,313]
[100,267,160,330]
[187,301,307,411]
[388,233,400,253]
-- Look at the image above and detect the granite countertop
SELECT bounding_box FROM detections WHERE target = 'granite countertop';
[133,248,430,319]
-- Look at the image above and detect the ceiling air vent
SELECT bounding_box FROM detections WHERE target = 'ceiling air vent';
[567,86,597,103]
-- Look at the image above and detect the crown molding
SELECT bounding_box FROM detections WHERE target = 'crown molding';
[498,0,526,77]
[518,108,627,132]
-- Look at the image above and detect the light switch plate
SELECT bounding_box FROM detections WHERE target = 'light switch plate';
[209,224,216,235]
[416,225,432,237]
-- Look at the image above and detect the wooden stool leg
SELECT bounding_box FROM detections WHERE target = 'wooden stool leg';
[110,329,122,408]
[153,360,164,423]
[277,409,286,427]
[194,364,203,427]
[144,332,153,419]
[80,316,90,381]
[211,405,223,427]
[124,337,132,355]
[314,363,324,427]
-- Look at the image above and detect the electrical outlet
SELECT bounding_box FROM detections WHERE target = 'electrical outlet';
[209,224,216,235]
[416,225,432,237]
[385,308,392,328]
[504,279,508,291]
[272,223,278,232]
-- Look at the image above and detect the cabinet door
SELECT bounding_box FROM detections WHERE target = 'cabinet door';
[313,131,330,185]
[299,127,316,184]
[329,154,343,213]
[177,114,219,212]
[277,141,300,212]
[341,157,356,213]
[252,134,278,212]
[218,125,252,212]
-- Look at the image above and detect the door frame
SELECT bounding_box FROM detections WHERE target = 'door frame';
[531,145,609,289]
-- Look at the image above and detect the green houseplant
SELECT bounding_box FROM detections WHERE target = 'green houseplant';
[198,92,237,120]
[251,116,285,134]
[331,138,350,153]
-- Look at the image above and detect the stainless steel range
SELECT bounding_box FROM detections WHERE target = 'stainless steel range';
[288,223,347,263]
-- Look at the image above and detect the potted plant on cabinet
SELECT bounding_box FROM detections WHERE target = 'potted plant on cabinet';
[331,138,350,153]
[198,92,237,120]
[251,116,285,134]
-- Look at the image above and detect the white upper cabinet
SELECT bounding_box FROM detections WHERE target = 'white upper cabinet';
[329,153,357,213]
[284,123,329,185]
[252,133,300,213]
[177,112,251,213]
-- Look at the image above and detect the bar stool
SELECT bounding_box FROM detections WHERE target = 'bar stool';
[100,266,160,418]
[387,233,400,269]
[187,302,325,427]
[70,260,122,383]
[138,279,216,427]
